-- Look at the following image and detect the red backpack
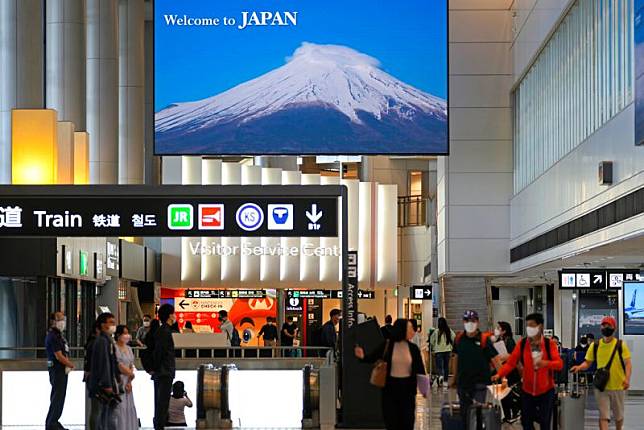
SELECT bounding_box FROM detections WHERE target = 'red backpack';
[454,330,493,349]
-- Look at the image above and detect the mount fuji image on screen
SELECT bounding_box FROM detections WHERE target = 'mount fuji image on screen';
[155,43,447,155]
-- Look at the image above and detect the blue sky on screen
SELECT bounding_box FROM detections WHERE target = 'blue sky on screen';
[155,0,447,110]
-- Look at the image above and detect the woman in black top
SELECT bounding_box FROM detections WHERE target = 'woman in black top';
[355,318,426,430]
[495,321,520,422]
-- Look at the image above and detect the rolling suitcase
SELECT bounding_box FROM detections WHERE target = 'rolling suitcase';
[555,373,586,430]
[441,390,464,430]
[466,402,502,430]
[466,385,502,430]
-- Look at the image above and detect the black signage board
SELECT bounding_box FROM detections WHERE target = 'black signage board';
[0,185,338,237]
[286,288,375,300]
[410,285,433,300]
[607,269,642,289]
[185,289,266,299]
[560,268,642,290]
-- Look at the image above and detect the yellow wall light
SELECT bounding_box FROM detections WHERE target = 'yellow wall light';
[11,109,58,184]
[73,131,89,185]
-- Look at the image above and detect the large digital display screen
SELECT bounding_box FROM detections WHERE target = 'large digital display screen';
[624,282,644,335]
[154,0,448,155]
[636,0,644,145]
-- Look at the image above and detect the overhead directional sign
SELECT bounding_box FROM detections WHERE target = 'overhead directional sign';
[559,268,641,290]
[185,289,266,299]
[0,185,339,237]
[286,288,375,300]
[411,285,433,300]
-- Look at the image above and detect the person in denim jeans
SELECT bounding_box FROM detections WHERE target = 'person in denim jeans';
[430,317,454,388]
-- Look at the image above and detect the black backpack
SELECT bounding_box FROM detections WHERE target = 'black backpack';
[519,336,552,364]
[140,331,156,373]
[230,328,241,347]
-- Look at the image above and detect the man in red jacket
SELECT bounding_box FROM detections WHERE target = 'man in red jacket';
[492,313,563,430]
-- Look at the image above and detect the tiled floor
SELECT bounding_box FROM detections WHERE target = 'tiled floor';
[2,389,643,429]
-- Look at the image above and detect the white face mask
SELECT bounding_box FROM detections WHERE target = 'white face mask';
[464,322,478,334]
[107,325,116,335]
[143,321,150,328]
[526,326,540,338]
[56,320,66,332]
[494,328,501,338]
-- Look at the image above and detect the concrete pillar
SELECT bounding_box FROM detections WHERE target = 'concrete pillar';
[143,16,158,185]
[0,0,44,184]
[118,0,144,184]
[86,0,118,184]
[46,0,86,130]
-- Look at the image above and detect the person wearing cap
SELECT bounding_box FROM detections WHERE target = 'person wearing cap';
[492,313,563,430]
[572,316,632,430]
[449,310,499,424]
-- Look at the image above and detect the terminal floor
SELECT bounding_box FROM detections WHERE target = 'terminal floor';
[2,389,643,429]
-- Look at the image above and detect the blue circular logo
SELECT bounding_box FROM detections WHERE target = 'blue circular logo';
[236,203,264,231]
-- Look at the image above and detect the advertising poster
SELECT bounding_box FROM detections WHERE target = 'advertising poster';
[577,290,618,340]
[161,288,277,345]
[154,0,448,155]
[636,0,644,145]
[624,282,644,335]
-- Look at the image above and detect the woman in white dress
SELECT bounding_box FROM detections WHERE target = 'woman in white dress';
[114,325,138,430]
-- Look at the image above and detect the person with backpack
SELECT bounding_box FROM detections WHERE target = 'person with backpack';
[493,313,563,430]
[429,317,454,388]
[449,310,499,425]
[571,316,632,430]
[218,310,241,357]
[152,304,176,430]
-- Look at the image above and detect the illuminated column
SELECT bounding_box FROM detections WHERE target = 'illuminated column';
[57,121,75,184]
[281,170,301,284]
[300,174,320,283]
[46,0,86,129]
[260,167,282,284]
[86,0,118,183]
[181,156,201,286]
[0,0,44,184]
[221,163,242,286]
[319,176,340,286]
[118,0,144,184]
[201,159,222,285]
[73,131,89,184]
[241,165,261,283]
[11,110,57,184]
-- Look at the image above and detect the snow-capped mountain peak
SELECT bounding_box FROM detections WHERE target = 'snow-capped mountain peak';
[155,42,446,132]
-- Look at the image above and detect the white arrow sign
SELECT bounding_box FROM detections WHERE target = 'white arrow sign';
[306,204,323,231]
[593,274,603,284]
[306,204,323,223]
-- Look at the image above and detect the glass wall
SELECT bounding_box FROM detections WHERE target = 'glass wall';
[513,0,634,193]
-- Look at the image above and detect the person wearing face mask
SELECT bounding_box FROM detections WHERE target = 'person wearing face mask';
[153,304,177,430]
[114,325,138,430]
[135,315,152,347]
[450,310,499,426]
[493,313,563,430]
[571,317,632,430]
[494,321,521,423]
[89,312,119,430]
[45,312,75,430]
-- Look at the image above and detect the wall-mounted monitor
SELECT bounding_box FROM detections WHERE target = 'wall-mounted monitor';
[624,282,644,335]
[154,0,448,155]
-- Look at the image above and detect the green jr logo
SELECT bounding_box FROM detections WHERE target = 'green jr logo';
[168,204,193,230]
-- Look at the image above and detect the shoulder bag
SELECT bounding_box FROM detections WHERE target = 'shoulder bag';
[369,340,390,388]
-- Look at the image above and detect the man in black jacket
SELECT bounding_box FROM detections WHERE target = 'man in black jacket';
[153,304,176,430]
[320,309,341,356]
[89,312,118,430]
[83,323,101,430]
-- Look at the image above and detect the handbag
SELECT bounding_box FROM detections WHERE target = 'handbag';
[369,340,390,388]
[593,340,621,392]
